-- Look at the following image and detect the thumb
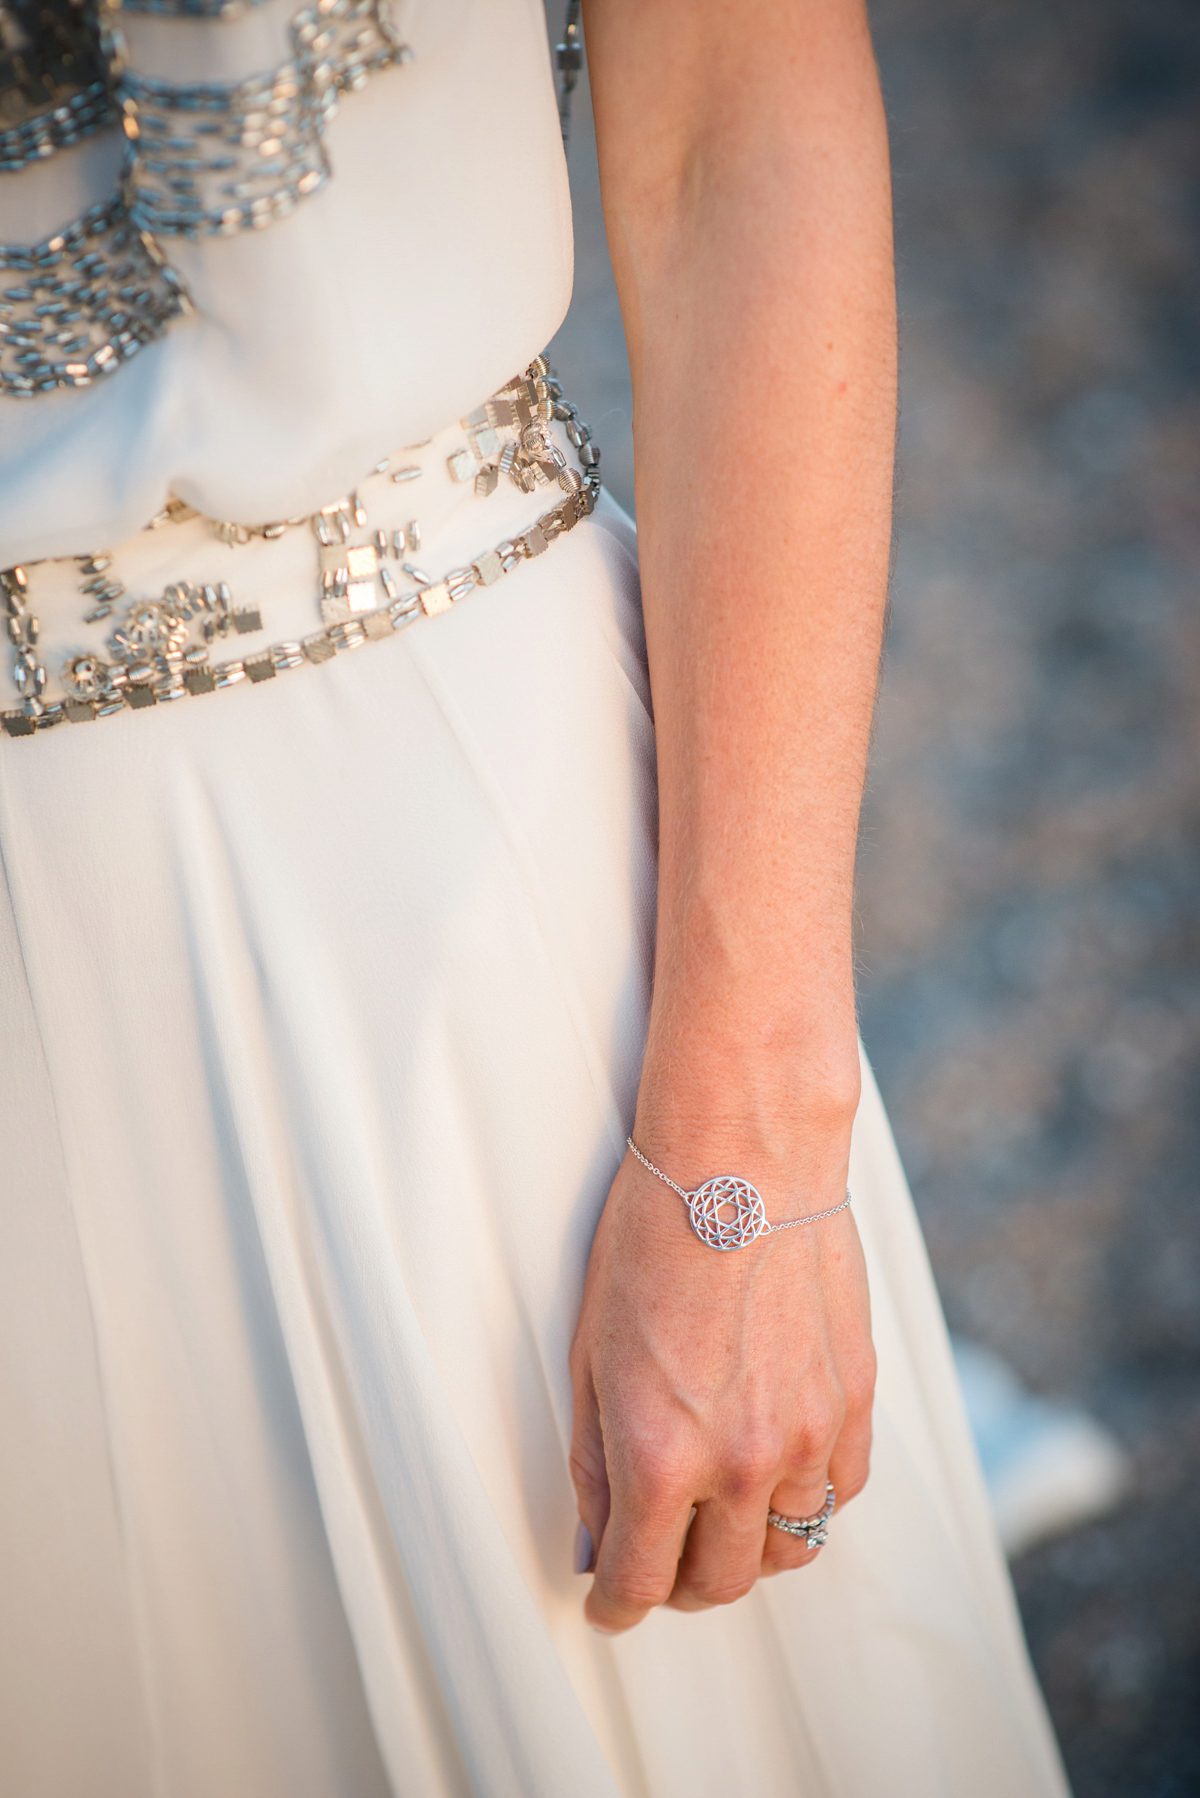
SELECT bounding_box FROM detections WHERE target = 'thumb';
[569,1369,610,1575]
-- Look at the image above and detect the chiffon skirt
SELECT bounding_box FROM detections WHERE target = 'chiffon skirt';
[0,465,1070,1796]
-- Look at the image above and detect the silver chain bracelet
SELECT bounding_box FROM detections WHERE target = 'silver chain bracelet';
[626,1137,852,1252]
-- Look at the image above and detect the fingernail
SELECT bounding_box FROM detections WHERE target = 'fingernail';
[573,1520,595,1575]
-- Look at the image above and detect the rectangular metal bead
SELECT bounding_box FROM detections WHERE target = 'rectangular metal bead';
[303,634,335,663]
[183,669,216,694]
[363,612,393,640]
[524,524,548,557]
[2,712,36,736]
[447,448,478,483]
[420,582,452,617]
[346,544,378,579]
[65,699,97,722]
[126,687,157,708]
[346,580,377,614]
[245,656,276,682]
[232,608,263,634]
[474,549,504,586]
[475,465,498,498]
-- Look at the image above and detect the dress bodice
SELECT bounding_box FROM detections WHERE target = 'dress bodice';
[0,0,573,566]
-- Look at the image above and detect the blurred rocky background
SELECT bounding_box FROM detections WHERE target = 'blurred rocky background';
[547,1,1200,1791]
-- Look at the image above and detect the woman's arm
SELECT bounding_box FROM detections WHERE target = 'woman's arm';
[569,0,896,1632]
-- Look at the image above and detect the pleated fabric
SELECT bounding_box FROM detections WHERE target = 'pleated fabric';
[0,475,1070,1796]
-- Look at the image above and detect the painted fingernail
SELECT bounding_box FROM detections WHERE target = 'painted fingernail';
[573,1521,595,1575]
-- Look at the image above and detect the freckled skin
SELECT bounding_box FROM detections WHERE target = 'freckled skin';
[569,0,896,1633]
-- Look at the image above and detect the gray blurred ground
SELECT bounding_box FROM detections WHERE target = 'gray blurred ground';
[546,2,1200,1793]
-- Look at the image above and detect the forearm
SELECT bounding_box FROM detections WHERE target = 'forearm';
[587,0,896,1161]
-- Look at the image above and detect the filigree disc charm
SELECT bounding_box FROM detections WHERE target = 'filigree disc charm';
[687,1176,769,1251]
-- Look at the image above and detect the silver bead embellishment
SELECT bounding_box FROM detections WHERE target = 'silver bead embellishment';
[111,598,190,660]
[63,653,113,699]
[0,1,116,174]
[1,364,602,737]
[0,0,414,397]
[121,0,412,241]
[0,197,190,399]
[121,65,329,240]
[2,564,46,726]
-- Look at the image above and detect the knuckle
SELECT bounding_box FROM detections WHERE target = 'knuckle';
[626,1445,684,1501]
[845,1350,878,1415]
[791,1400,842,1464]
[688,1569,758,1607]
[622,1422,698,1505]
[605,1570,674,1613]
[723,1430,784,1499]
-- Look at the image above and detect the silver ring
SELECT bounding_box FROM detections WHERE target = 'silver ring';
[767,1481,836,1548]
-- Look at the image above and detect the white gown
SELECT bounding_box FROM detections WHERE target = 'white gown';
[0,3,1071,1794]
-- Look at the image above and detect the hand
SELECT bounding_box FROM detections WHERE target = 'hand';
[568,1119,875,1633]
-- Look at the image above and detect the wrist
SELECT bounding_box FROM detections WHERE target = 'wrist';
[638,892,862,1182]
[633,1026,860,1193]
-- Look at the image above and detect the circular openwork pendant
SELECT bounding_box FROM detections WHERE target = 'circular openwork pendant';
[687,1176,770,1251]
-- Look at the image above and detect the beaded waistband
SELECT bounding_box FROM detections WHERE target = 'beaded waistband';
[0,0,413,398]
[0,359,602,738]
